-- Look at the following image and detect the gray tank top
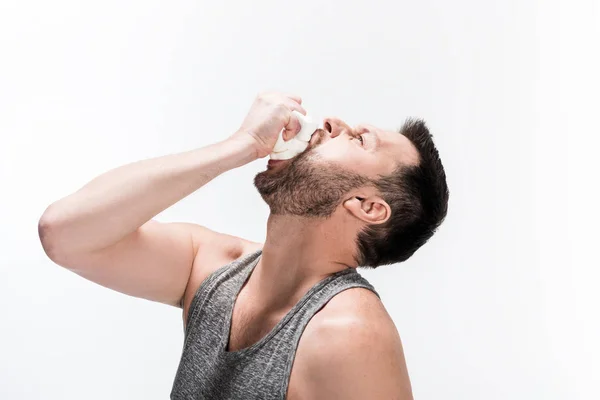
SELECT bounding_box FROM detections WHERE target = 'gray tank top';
[170,249,379,400]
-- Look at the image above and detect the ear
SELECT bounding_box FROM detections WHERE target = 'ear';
[343,195,391,225]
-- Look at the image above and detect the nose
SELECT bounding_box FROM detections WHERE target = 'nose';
[323,117,352,139]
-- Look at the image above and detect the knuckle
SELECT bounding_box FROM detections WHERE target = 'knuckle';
[274,103,288,112]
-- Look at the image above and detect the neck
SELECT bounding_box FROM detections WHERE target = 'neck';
[248,212,359,313]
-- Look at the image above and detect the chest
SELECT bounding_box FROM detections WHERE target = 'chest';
[226,295,317,400]
[227,302,281,352]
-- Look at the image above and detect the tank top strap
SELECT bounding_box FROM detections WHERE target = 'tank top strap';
[185,249,261,336]
[272,265,379,397]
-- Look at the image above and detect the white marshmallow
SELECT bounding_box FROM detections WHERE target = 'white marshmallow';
[270,149,298,160]
[269,111,319,160]
[272,132,288,153]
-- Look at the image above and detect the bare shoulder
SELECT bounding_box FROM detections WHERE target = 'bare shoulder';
[306,286,394,340]
[181,225,262,324]
[290,286,413,400]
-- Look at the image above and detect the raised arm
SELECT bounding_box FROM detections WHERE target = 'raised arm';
[38,92,305,314]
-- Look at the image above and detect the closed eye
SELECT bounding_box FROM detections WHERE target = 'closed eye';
[354,125,379,151]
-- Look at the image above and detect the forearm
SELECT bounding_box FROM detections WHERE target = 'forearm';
[40,136,257,255]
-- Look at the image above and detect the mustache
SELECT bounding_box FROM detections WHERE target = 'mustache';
[307,128,327,149]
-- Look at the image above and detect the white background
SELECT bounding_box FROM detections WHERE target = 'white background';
[1,0,598,399]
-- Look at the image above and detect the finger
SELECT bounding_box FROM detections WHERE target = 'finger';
[285,99,307,116]
[282,113,302,141]
[283,93,302,104]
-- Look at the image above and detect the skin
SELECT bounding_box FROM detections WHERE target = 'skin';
[39,92,418,399]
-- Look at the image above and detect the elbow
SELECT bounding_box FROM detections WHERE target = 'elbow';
[38,205,67,264]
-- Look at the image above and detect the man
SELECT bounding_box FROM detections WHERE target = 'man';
[39,92,449,399]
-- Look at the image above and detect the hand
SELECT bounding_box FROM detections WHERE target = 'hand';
[230,92,306,158]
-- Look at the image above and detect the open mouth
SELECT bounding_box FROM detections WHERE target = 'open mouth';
[267,159,286,168]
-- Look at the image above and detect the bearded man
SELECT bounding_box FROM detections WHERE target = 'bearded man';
[39,92,449,400]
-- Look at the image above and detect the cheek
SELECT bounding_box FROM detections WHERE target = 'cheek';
[314,142,350,161]
[312,142,367,173]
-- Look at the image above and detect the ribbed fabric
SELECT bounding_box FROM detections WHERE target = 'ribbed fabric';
[171,249,379,400]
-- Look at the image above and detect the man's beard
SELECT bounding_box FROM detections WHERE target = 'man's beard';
[254,139,370,218]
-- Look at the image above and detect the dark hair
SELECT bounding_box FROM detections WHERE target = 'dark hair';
[355,118,449,268]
